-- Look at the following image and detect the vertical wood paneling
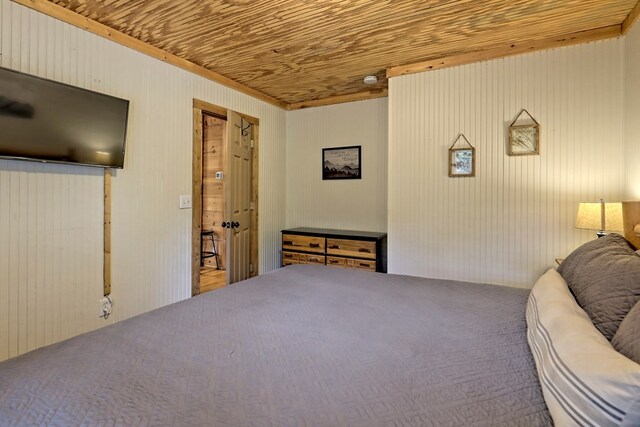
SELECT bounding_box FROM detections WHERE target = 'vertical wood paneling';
[0,0,286,362]
[388,38,626,288]
[202,116,227,269]
[286,99,388,232]
[0,162,103,361]
[625,23,640,200]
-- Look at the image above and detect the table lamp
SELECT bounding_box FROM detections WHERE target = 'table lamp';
[575,199,623,238]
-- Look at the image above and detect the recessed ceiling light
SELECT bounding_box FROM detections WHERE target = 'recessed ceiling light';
[363,75,378,85]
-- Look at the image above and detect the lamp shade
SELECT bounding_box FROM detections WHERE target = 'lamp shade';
[576,202,623,231]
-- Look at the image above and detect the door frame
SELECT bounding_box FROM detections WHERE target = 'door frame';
[191,99,260,296]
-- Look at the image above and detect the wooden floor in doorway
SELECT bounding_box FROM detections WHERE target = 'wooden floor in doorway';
[200,267,226,294]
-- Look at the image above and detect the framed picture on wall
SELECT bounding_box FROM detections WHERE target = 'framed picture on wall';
[448,134,476,178]
[509,125,539,155]
[508,109,540,156]
[449,147,475,177]
[322,146,361,180]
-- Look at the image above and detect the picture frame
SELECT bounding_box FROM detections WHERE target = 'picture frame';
[448,134,476,178]
[449,147,475,177]
[322,145,361,180]
[508,109,540,156]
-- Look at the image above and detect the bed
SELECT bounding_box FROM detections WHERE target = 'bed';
[3,210,640,427]
[0,265,551,426]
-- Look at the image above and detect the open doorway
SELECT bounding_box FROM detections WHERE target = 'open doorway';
[191,99,259,296]
[200,114,227,293]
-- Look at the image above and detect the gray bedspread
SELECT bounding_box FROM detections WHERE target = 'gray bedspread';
[0,265,551,426]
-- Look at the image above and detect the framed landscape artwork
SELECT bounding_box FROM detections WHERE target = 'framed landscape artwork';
[323,146,361,180]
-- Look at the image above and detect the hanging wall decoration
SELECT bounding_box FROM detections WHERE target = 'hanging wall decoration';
[508,109,540,156]
[322,145,361,180]
[448,134,475,178]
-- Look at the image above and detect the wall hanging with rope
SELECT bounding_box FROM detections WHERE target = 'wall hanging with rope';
[508,109,540,156]
[448,134,475,178]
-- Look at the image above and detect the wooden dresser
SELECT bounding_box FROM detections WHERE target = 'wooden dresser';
[281,227,387,273]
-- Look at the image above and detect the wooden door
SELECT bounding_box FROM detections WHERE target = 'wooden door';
[225,111,252,284]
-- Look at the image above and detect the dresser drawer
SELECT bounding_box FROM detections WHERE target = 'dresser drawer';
[326,256,347,267]
[347,258,376,271]
[301,253,325,265]
[326,238,376,260]
[282,251,300,262]
[282,234,325,254]
[282,251,302,267]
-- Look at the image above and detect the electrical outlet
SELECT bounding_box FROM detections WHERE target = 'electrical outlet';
[179,195,192,209]
[99,297,112,318]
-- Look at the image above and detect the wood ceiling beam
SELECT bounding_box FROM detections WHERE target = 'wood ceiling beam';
[623,0,640,34]
[387,25,622,79]
[287,89,388,110]
[11,0,288,109]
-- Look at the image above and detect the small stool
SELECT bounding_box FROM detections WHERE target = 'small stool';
[201,230,220,269]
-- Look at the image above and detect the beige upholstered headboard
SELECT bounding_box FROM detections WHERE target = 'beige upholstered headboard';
[622,201,640,250]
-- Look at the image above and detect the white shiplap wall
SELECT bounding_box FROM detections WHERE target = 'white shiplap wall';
[388,38,626,288]
[625,24,640,199]
[0,0,286,362]
[286,99,388,232]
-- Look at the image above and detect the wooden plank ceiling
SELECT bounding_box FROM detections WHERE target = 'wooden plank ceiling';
[41,0,640,108]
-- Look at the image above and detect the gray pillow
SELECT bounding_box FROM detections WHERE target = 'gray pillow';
[612,301,640,364]
[557,233,640,340]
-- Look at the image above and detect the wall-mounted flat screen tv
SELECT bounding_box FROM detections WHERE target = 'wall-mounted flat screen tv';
[0,67,129,168]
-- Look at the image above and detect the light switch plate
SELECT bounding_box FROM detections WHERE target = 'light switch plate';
[179,195,192,209]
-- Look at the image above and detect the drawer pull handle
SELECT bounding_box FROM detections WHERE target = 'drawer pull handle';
[359,263,369,267]
[309,257,318,261]
[358,248,371,253]
[309,243,320,248]
[329,260,338,264]
[283,240,293,245]
[284,254,293,258]
[329,245,340,249]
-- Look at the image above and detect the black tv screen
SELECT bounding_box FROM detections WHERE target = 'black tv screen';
[0,67,129,168]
